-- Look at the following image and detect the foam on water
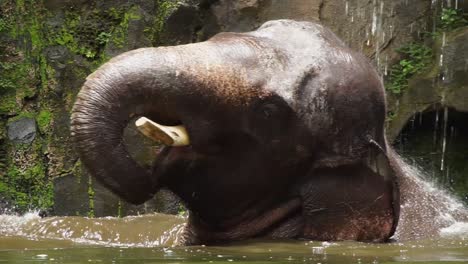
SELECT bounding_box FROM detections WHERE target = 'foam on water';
[440,222,468,238]
[0,212,186,247]
[0,211,41,235]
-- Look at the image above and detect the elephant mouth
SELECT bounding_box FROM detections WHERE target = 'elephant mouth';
[136,117,190,147]
[194,198,303,243]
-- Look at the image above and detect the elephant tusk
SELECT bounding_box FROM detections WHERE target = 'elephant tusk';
[135,117,190,146]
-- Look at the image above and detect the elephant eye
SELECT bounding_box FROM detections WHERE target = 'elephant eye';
[261,104,278,118]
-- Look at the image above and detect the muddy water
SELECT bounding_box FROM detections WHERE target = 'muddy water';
[1,160,468,263]
[0,212,467,263]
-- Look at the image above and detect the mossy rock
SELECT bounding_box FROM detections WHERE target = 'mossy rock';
[386,27,468,141]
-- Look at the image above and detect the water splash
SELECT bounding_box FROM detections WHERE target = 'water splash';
[0,213,186,247]
[394,156,468,241]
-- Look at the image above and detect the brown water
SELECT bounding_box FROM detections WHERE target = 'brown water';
[1,161,468,263]
[0,212,467,264]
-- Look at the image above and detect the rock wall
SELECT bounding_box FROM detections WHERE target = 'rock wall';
[1,0,466,216]
[386,27,468,140]
[0,0,203,216]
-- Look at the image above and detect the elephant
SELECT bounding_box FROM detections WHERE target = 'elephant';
[71,20,402,245]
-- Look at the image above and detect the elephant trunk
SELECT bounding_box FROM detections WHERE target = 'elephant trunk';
[71,48,193,204]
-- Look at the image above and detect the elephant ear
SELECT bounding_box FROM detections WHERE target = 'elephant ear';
[366,139,401,238]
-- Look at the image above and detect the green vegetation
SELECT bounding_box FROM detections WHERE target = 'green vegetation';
[96,32,112,45]
[2,156,53,211]
[88,176,95,218]
[387,43,433,94]
[178,203,187,217]
[110,6,141,48]
[0,0,145,215]
[0,0,54,213]
[0,17,10,32]
[53,12,100,59]
[7,111,35,123]
[387,8,467,96]
[146,0,181,45]
[439,8,468,30]
[36,110,52,133]
[0,58,37,115]
[53,6,141,59]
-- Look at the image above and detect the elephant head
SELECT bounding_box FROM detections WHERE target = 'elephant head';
[71,20,400,245]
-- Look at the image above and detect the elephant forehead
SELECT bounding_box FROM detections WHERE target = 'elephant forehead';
[180,65,273,107]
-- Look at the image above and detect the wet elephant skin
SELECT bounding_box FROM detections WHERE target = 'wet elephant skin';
[71,20,401,245]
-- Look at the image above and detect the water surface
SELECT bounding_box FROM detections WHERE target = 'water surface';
[0,212,467,264]
[1,161,467,263]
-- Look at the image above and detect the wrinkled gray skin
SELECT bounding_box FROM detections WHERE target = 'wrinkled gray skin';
[71,20,401,245]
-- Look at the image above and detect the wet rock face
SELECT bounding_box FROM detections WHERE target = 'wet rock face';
[7,118,37,144]
[53,174,90,216]
[442,28,468,113]
[386,27,468,141]
[1,0,201,216]
[206,0,432,72]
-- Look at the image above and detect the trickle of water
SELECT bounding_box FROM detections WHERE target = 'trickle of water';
[384,55,389,76]
[371,0,378,35]
[440,107,448,171]
[433,109,440,147]
[345,0,349,16]
[410,114,416,131]
[450,125,455,141]
[439,54,444,67]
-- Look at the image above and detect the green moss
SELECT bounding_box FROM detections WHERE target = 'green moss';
[178,203,187,217]
[0,17,10,32]
[0,59,36,115]
[96,32,112,45]
[1,160,53,211]
[53,12,98,58]
[0,93,18,115]
[87,175,95,217]
[53,6,140,60]
[36,110,52,132]
[147,0,181,45]
[110,6,141,48]
[0,0,55,212]
[7,111,35,123]
[15,0,24,11]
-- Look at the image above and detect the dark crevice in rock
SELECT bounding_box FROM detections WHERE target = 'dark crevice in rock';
[394,107,468,204]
